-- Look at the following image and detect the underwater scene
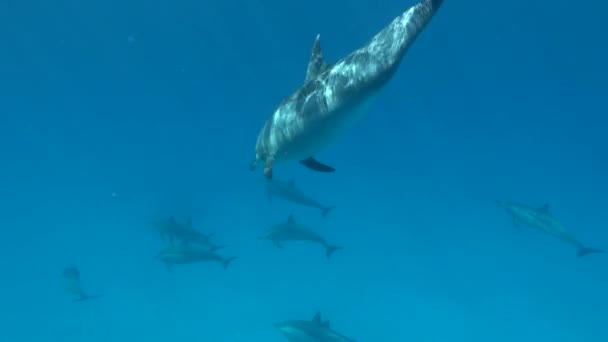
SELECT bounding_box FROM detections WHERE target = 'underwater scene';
[1,0,606,341]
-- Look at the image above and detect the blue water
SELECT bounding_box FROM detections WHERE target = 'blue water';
[1,0,606,341]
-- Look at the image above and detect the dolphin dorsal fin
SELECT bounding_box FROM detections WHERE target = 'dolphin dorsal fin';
[304,34,329,83]
[287,215,296,224]
[540,204,550,214]
[312,312,322,325]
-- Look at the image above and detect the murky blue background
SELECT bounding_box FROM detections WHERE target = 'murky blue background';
[1,0,606,341]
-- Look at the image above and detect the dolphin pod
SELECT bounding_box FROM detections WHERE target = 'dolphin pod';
[59,1,605,342]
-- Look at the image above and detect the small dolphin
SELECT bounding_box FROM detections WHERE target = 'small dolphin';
[260,215,341,258]
[275,312,356,342]
[496,200,604,258]
[267,178,335,217]
[61,267,103,302]
[250,0,445,178]
[157,244,237,272]
[149,216,224,251]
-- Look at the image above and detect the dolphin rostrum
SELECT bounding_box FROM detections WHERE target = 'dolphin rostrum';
[260,214,341,258]
[250,0,445,178]
[275,312,356,342]
[496,200,604,258]
[266,178,335,217]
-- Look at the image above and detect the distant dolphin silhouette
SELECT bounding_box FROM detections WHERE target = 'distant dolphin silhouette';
[266,178,335,217]
[61,267,103,302]
[496,200,604,258]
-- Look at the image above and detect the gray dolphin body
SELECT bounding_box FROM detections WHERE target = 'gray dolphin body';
[150,217,224,251]
[260,215,341,258]
[157,245,237,272]
[275,312,355,342]
[61,267,103,302]
[267,178,335,217]
[497,200,604,258]
[250,0,445,178]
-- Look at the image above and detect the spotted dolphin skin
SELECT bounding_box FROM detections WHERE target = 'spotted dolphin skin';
[496,200,604,258]
[275,312,356,342]
[250,0,445,178]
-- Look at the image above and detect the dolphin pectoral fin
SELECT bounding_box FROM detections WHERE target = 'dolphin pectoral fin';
[321,206,336,218]
[264,157,275,179]
[325,245,342,259]
[222,257,238,270]
[273,240,283,248]
[300,157,335,173]
[165,263,174,273]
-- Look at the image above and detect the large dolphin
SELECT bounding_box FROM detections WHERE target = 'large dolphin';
[266,178,335,217]
[496,200,604,258]
[250,0,445,178]
[259,214,341,258]
[275,312,356,342]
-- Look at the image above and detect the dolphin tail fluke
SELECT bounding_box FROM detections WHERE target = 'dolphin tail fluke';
[326,246,342,259]
[321,206,336,218]
[222,257,238,270]
[577,247,604,258]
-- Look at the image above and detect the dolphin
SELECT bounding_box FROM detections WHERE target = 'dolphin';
[249,0,445,178]
[266,178,336,217]
[157,244,237,272]
[260,214,341,258]
[149,216,224,251]
[496,200,604,258]
[61,267,103,302]
[275,312,356,342]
